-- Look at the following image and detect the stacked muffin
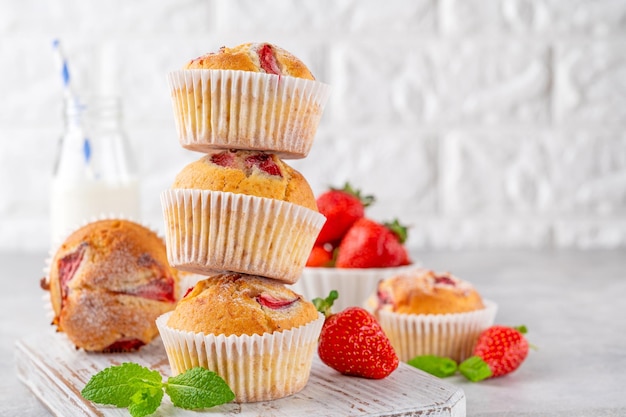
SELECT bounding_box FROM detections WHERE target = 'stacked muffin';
[157,43,330,403]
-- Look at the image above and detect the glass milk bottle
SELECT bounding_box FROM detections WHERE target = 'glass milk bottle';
[50,96,140,243]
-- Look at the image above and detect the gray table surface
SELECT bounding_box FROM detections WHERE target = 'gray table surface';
[2,250,625,417]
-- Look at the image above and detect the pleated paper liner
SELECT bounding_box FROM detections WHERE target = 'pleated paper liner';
[377,300,498,363]
[168,69,331,159]
[156,312,325,403]
[160,189,326,284]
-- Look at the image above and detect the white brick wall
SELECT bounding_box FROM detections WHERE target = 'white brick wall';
[1,0,625,251]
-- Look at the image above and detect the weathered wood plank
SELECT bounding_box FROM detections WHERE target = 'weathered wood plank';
[16,332,465,416]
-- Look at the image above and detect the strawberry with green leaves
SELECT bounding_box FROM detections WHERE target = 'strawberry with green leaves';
[460,325,530,381]
[335,218,410,268]
[315,183,375,245]
[313,291,399,379]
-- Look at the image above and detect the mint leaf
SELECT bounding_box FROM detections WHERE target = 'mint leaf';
[408,355,458,378]
[165,367,235,410]
[128,385,164,417]
[313,290,339,318]
[459,356,493,382]
[81,363,162,407]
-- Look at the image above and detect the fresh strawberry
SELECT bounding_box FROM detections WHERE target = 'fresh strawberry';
[460,325,530,381]
[335,218,410,268]
[306,243,335,267]
[313,291,399,379]
[315,183,374,245]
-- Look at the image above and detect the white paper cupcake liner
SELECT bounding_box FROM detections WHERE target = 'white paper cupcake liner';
[377,300,498,363]
[290,264,418,311]
[160,189,326,284]
[167,69,331,159]
[156,312,324,403]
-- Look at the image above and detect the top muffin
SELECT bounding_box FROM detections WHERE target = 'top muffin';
[168,42,329,159]
[184,42,315,79]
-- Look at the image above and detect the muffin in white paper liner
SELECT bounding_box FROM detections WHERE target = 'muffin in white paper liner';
[167,69,331,159]
[156,312,324,403]
[376,300,498,363]
[290,264,417,312]
[160,189,326,284]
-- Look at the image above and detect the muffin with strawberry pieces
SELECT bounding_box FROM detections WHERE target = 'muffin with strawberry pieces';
[293,183,415,311]
[157,273,324,403]
[162,149,325,284]
[367,268,497,362]
[43,219,180,352]
[169,42,330,159]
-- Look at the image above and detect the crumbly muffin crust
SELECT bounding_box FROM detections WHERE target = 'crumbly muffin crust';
[46,219,179,351]
[172,150,317,211]
[184,42,315,80]
[371,268,485,315]
[167,273,319,336]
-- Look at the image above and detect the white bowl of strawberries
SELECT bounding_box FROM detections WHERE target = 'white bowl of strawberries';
[291,183,418,312]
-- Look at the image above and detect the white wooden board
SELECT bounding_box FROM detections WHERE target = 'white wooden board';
[16,331,465,417]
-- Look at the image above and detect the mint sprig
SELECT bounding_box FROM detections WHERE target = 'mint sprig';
[407,355,458,378]
[81,363,235,417]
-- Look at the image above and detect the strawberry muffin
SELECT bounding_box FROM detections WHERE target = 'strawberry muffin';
[367,269,497,362]
[157,273,324,402]
[44,219,179,352]
[168,42,330,158]
[161,150,325,283]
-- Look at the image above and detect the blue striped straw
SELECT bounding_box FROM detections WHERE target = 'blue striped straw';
[52,39,92,167]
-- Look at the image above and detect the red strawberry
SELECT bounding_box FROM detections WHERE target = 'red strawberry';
[335,218,410,268]
[460,325,530,381]
[313,291,399,379]
[306,243,335,267]
[315,183,374,245]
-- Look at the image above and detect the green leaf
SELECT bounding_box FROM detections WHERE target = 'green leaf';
[383,219,409,244]
[312,290,339,318]
[81,363,163,407]
[128,385,164,417]
[514,325,528,334]
[165,367,235,410]
[407,355,458,378]
[459,356,493,382]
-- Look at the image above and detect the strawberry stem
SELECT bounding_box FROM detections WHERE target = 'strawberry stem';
[331,182,375,208]
[312,290,338,318]
[514,325,528,334]
[383,219,409,244]
[459,356,493,382]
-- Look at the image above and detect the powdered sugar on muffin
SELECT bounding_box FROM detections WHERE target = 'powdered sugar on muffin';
[45,219,179,352]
